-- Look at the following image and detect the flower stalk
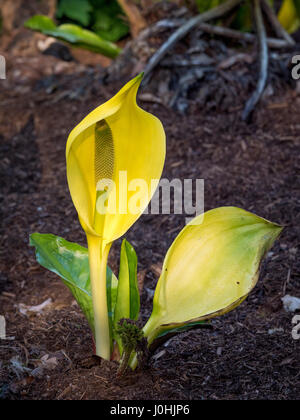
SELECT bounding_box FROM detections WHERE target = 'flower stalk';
[87,234,112,360]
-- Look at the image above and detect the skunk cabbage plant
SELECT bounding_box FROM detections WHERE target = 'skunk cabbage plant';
[30,75,282,374]
[65,74,165,359]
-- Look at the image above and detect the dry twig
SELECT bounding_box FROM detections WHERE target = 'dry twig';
[143,0,243,80]
[140,0,293,119]
[197,22,292,49]
[242,0,268,121]
[261,0,295,46]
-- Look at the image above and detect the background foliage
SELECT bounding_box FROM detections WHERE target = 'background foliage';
[56,0,129,42]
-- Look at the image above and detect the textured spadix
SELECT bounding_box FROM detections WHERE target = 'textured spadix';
[143,207,282,344]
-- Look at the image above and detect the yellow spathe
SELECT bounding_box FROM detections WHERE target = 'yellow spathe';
[66,74,166,243]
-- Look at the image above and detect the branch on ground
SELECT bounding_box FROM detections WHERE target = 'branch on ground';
[242,0,269,121]
[197,22,292,49]
[143,0,243,79]
[261,0,295,46]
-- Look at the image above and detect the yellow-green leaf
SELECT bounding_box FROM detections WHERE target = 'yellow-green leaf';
[114,239,139,325]
[113,239,139,354]
[143,207,282,344]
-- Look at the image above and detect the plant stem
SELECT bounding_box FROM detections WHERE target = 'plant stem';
[127,317,158,371]
[117,348,133,377]
[128,352,138,370]
[87,234,111,360]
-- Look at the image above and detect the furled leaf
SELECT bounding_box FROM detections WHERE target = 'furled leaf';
[24,16,121,58]
[29,233,118,335]
[143,207,282,345]
[114,239,140,326]
[57,0,93,26]
[113,239,139,354]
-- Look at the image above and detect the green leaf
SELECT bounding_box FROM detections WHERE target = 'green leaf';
[55,23,121,56]
[143,207,283,345]
[24,15,57,32]
[92,9,129,42]
[293,0,300,17]
[231,2,253,33]
[24,16,121,58]
[113,239,139,355]
[57,0,93,26]
[114,239,140,327]
[196,0,223,13]
[29,233,118,336]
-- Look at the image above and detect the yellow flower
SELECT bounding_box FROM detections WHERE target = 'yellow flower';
[66,74,166,359]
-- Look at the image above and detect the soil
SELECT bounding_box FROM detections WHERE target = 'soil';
[0,2,300,401]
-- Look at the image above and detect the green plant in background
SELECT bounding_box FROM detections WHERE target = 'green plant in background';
[196,0,224,13]
[231,1,253,32]
[24,0,300,58]
[24,0,129,58]
[24,15,121,58]
[194,0,278,33]
[90,0,129,42]
[198,0,300,34]
[57,0,94,26]
[195,0,253,31]
[30,74,282,374]
[56,0,129,42]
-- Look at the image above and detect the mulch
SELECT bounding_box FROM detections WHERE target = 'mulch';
[0,60,299,399]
